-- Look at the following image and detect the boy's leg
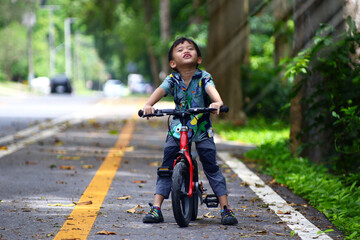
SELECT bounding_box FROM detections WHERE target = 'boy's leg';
[143,135,179,223]
[196,138,238,225]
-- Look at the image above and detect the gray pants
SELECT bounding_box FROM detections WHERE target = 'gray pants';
[155,135,228,199]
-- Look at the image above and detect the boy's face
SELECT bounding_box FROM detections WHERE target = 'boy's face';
[169,41,202,70]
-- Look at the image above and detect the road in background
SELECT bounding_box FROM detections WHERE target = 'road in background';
[0,95,102,138]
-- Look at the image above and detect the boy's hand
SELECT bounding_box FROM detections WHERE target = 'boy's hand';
[143,105,155,120]
[209,102,223,115]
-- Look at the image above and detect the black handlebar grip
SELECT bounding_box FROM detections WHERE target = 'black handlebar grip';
[138,109,144,117]
[220,105,229,113]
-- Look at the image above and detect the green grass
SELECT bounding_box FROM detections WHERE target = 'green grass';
[214,117,359,239]
[245,142,359,239]
[213,117,289,145]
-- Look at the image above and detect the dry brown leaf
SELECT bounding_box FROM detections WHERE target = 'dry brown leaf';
[268,179,277,185]
[203,212,216,218]
[74,200,92,205]
[25,161,38,165]
[241,206,247,209]
[124,146,134,152]
[230,173,238,179]
[240,181,250,187]
[96,230,116,235]
[126,205,142,214]
[273,232,286,236]
[59,165,75,170]
[56,181,65,184]
[249,214,258,217]
[117,195,132,200]
[61,156,81,161]
[255,183,265,188]
[82,164,94,169]
[276,210,291,214]
[132,180,147,184]
[148,161,161,167]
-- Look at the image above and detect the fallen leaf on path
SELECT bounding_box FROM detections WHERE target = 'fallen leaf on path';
[61,156,81,161]
[25,161,38,165]
[126,205,142,214]
[0,146,8,150]
[96,230,116,235]
[249,214,258,217]
[276,210,291,214]
[203,212,216,218]
[273,232,287,236]
[256,230,267,234]
[48,203,75,207]
[117,195,132,200]
[241,206,247,209]
[74,200,92,205]
[56,181,65,184]
[59,165,75,170]
[148,161,161,167]
[255,183,265,188]
[132,180,147,184]
[124,146,134,152]
[240,181,250,187]
[268,179,277,185]
[82,164,94,169]
[230,173,238,178]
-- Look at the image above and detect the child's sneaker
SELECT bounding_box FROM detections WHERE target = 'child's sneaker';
[143,203,164,223]
[221,206,238,225]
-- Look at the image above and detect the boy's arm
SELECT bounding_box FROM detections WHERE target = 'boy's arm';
[206,85,223,115]
[143,87,166,116]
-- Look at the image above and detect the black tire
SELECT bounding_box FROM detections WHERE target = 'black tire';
[171,161,193,227]
[191,159,199,221]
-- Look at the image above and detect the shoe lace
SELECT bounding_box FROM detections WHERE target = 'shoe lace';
[221,206,235,218]
[148,203,160,217]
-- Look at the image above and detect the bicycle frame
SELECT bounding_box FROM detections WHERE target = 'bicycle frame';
[138,106,229,199]
[173,125,194,197]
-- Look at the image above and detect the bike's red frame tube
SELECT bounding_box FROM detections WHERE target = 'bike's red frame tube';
[179,127,193,197]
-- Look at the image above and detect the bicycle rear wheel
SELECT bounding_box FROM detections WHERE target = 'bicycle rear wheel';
[171,161,193,227]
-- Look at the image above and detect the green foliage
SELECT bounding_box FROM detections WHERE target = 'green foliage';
[284,18,360,174]
[245,141,360,239]
[244,14,292,119]
[0,22,27,81]
[213,117,289,145]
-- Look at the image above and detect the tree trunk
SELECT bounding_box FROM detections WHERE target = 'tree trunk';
[206,0,249,121]
[143,0,161,87]
[291,0,344,161]
[160,0,171,78]
[273,0,292,86]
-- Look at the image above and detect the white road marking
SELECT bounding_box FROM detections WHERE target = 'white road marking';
[218,151,332,240]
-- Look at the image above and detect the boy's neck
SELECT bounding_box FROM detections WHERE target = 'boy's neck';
[178,67,197,86]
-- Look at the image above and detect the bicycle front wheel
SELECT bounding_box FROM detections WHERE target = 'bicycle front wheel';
[171,162,193,227]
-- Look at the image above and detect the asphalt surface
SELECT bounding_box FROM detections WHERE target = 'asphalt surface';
[0,98,343,240]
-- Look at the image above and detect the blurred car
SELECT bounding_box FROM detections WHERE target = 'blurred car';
[50,75,72,94]
[128,73,153,94]
[103,79,130,97]
[29,77,50,95]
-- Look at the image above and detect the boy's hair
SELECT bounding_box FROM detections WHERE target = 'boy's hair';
[168,37,202,63]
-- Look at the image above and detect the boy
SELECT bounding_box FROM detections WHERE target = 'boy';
[142,37,238,225]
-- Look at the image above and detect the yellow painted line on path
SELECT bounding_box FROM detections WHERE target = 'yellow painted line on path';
[54,118,136,240]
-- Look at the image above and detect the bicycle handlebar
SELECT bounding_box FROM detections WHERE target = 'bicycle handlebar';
[138,105,229,118]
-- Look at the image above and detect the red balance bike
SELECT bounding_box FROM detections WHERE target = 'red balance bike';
[139,106,228,227]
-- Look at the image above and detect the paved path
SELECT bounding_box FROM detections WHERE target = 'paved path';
[0,98,341,240]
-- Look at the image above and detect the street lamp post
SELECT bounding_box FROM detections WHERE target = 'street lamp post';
[65,18,76,80]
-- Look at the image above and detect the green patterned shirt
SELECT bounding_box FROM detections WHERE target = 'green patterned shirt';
[160,69,215,142]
